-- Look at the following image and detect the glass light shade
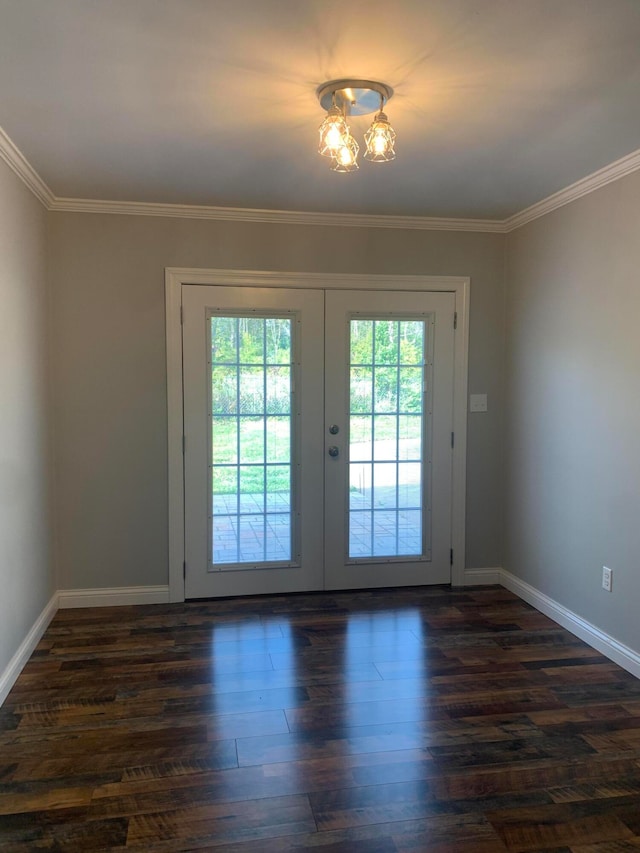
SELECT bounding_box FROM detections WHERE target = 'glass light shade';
[331,131,359,172]
[318,106,349,157]
[364,111,396,162]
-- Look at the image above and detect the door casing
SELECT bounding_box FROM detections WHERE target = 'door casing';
[166,267,470,602]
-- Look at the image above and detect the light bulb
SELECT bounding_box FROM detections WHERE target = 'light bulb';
[331,130,359,172]
[318,106,348,158]
[373,132,387,155]
[364,111,396,162]
[326,124,344,149]
[338,145,353,166]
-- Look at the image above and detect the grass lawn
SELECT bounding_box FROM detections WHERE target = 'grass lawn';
[212,417,290,494]
[211,415,422,495]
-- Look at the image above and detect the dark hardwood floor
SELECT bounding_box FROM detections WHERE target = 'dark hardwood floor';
[1,585,640,851]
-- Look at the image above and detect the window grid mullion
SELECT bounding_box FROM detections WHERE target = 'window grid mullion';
[394,320,401,556]
[234,317,241,562]
[370,322,376,558]
[262,322,267,561]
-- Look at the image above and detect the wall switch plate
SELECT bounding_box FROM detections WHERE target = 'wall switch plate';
[470,393,488,412]
[602,566,612,592]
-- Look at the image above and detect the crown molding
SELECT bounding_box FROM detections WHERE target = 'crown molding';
[0,126,54,207]
[48,196,506,232]
[503,147,640,231]
[3,123,640,233]
[47,145,640,232]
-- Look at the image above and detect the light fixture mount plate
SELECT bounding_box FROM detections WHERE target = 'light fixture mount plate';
[317,79,393,116]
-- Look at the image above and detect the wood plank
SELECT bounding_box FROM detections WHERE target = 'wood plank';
[126,793,316,845]
[486,802,635,851]
[0,586,639,852]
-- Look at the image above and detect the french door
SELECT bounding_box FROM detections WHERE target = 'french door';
[182,285,455,599]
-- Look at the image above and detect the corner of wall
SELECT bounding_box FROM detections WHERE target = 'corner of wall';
[0,592,58,707]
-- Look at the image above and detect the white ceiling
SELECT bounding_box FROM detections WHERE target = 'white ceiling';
[1,0,640,220]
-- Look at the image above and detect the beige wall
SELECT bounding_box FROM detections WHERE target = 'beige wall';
[0,158,53,677]
[5,146,640,682]
[505,169,640,652]
[48,213,505,590]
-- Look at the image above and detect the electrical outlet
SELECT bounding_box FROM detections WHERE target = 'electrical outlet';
[602,566,612,592]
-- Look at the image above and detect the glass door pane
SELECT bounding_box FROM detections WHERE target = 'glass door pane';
[209,315,294,567]
[183,285,324,600]
[348,319,428,559]
[324,289,454,591]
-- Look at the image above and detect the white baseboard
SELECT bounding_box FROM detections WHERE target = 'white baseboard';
[58,585,171,609]
[463,567,502,585]
[1,585,172,707]
[499,569,640,680]
[0,592,59,706]
[3,576,639,711]
[462,567,640,679]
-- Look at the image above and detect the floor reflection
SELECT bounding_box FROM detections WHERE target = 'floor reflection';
[210,617,299,718]
[345,608,425,737]
[208,602,431,767]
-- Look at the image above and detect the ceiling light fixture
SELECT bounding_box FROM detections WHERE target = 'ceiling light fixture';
[317,79,395,173]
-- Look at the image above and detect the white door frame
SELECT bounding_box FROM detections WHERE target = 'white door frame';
[165,267,470,602]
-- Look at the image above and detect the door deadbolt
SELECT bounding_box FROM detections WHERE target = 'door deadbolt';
[329,424,340,435]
